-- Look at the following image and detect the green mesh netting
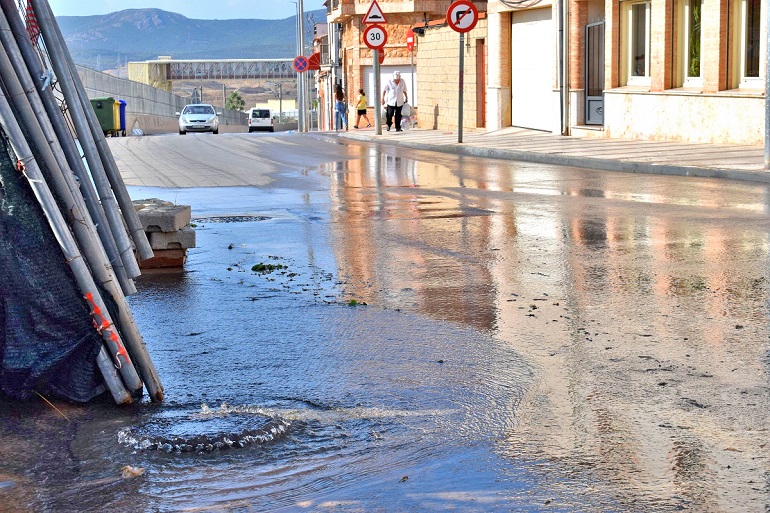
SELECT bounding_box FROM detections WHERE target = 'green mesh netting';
[0,132,104,402]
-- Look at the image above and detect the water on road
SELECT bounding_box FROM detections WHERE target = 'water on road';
[1,133,769,512]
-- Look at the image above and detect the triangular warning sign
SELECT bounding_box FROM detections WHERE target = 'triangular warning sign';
[363,0,387,24]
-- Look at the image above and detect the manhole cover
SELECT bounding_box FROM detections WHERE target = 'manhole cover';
[118,405,290,453]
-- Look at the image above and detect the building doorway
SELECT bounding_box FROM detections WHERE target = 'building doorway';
[585,21,605,125]
[476,39,486,128]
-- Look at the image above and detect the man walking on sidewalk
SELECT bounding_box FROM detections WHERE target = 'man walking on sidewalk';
[382,71,408,132]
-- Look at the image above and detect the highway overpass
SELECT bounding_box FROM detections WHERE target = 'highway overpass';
[128,58,295,92]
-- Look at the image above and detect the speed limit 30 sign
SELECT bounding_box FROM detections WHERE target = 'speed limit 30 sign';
[363,24,387,50]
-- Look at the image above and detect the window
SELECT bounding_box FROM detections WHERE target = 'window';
[621,1,651,86]
[677,0,702,87]
[733,0,763,88]
[743,0,760,78]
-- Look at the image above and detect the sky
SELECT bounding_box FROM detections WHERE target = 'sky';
[47,0,327,20]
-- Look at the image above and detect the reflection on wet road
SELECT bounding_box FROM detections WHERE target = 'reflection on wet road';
[1,133,769,512]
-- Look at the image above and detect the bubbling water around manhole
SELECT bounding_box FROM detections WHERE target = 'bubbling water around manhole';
[192,216,270,224]
[118,403,290,453]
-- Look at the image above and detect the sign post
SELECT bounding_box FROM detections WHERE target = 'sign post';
[407,28,415,113]
[374,51,381,134]
[364,0,388,135]
[446,0,478,144]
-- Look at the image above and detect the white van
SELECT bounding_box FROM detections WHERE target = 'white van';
[248,108,274,132]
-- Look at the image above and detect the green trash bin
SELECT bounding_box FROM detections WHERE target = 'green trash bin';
[89,97,117,135]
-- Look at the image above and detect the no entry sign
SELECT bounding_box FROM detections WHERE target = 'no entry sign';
[446,0,479,33]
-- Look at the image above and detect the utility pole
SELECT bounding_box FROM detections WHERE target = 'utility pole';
[297,0,306,132]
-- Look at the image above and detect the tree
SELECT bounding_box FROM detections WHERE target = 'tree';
[225,90,245,111]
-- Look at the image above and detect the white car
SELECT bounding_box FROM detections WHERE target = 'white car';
[248,108,274,132]
[177,104,220,134]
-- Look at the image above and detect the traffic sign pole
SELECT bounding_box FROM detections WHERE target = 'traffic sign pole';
[446,0,478,144]
[458,32,464,144]
[374,50,382,135]
[364,0,387,136]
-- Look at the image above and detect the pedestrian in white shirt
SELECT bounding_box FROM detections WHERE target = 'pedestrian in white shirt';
[381,71,408,132]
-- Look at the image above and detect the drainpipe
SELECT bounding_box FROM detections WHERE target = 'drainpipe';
[765,1,770,169]
[560,0,570,136]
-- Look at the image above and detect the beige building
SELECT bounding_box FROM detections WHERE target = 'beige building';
[322,0,469,129]
[415,16,488,130]
[327,0,766,145]
[487,0,766,144]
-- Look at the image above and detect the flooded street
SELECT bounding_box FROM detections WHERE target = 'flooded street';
[2,132,770,512]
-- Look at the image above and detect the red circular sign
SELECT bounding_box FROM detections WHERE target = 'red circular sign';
[446,0,478,33]
[292,55,309,73]
[363,24,387,50]
[406,28,415,51]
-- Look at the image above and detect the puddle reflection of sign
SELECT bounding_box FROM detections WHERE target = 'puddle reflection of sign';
[446,0,478,33]
[363,25,387,50]
[293,55,309,73]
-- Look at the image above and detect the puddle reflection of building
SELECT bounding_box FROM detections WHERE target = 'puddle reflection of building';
[325,152,506,331]
[490,171,770,504]
[326,152,770,502]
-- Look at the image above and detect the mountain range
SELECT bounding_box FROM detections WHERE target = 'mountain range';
[57,8,325,71]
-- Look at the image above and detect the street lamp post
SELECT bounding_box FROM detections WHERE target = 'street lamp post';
[268,82,283,122]
[223,86,240,110]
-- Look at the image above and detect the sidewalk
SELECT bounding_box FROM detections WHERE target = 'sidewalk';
[335,126,770,185]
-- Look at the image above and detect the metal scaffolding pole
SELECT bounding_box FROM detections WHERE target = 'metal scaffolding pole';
[31,0,165,402]
[31,0,154,265]
[0,0,135,296]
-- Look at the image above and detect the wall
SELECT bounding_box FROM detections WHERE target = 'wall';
[604,90,763,144]
[598,0,765,145]
[327,1,461,132]
[416,19,487,130]
[76,66,247,135]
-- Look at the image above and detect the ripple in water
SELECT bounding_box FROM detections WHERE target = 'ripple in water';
[118,403,290,453]
[191,215,270,224]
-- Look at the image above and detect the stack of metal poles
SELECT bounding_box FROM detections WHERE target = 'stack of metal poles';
[0,0,164,404]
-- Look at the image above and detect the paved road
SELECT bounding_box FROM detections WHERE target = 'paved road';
[109,132,345,188]
[100,132,770,511]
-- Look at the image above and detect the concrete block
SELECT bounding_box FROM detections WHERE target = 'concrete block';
[134,198,191,232]
[148,226,196,250]
[138,249,187,269]
[133,197,173,210]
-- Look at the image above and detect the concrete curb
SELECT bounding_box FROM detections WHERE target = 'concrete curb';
[330,132,770,186]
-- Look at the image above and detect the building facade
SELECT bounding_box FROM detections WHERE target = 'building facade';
[323,0,469,127]
[415,17,488,130]
[326,0,766,145]
[487,0,766,144]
